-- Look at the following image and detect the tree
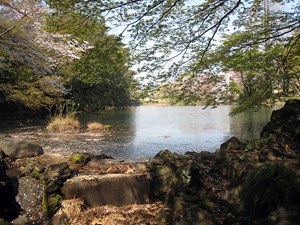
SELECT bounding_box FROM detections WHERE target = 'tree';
[67,32,134,111]
[206,37,288,115]
[0,0,88,114]
[44,0,300,114]
[198,0,300,115]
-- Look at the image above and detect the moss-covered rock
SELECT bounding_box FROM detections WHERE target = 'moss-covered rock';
[42,191,62,219]
[146,149,209,220]
[19,158,46,180]
[41,163,73,219]
[68,152,93,164]
[42,162,72,184]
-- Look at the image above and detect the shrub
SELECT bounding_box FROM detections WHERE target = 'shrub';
[47,116,80,131]
[87,122,103,131]
[242,163,300,219]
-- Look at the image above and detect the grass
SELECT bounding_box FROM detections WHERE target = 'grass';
[87,122,103,131]
[47,116,80,131]
[242,163,300,219]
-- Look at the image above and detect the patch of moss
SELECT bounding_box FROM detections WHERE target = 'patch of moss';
[254,134,272,143]
[32,170,43,179]
[245,143,255,151]
[70,154,84,163]
[44,181,60,194]
[42,192,62,219]
[69,153,93,164]
[239,156,247,162]
[154,185,168,204]
[103,125,111,130]
[0,134,11,139]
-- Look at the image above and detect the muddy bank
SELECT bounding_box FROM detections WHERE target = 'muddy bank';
[1,100,300,224]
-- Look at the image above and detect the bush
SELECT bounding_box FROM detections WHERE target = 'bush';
[47,116,80,131]
[242,163,300,218]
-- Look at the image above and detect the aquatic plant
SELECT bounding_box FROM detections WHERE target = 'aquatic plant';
[87,122,103,131]
[47,115,80,131]
[242,163,300,219]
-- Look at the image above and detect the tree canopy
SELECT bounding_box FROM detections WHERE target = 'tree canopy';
[45,0,300,114]
[1,0,300,115]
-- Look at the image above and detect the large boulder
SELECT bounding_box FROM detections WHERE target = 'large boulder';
[261,100,300,149]
[0,138,43,159]
[146,150,216,224]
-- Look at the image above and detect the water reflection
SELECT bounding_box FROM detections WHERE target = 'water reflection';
[0,105,281,162]
[78,105,280,162]
[229,105,281,141]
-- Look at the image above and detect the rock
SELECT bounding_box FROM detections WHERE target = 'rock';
[0,138,43,159]
[61,174,153,207]
[42,181,63,219]
[146,150,205,206]
[11,214,28,225]
[68,152,94,164]
[0,160,20,222]
[174,203,213,225]
[0,160,8,183]
[220,136,241,151]
[94,153,114,160]
[260,100,300,149]
[20,158,46,175]
[41,162,72,219]
[155,208,174,225]
[15,176,43,222]
[42,162,72,183]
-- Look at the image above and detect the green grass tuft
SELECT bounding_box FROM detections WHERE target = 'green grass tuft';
[242,163,300,219]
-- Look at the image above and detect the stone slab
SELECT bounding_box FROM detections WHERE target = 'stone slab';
[61,174,153,207]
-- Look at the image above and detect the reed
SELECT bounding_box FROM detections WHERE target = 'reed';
[47,115,80,131]
[87,122,103,131]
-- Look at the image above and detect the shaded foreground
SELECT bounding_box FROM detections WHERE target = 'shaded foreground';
[1,100,300,224]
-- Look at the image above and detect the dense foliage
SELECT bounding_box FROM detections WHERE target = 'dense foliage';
[45,0,300,114]
[1,0,300,116]
[0,0,139,116]
[68,33,134,110]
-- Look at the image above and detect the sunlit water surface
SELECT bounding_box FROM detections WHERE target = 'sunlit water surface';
[0,105,281,162]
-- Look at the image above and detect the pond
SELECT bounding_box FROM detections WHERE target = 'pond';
[0,105,281,163]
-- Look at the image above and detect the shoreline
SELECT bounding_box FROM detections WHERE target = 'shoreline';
[1,100,300,224]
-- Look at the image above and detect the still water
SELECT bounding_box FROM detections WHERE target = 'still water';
[1,105,281,162]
